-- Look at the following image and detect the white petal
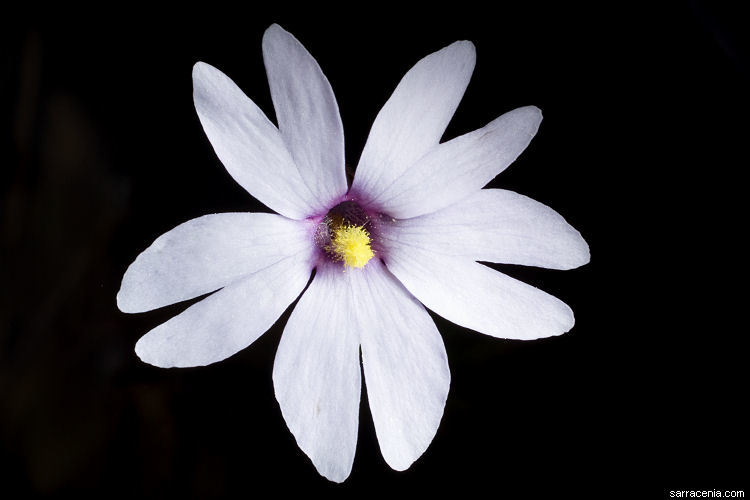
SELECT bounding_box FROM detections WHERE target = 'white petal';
[262,24,348,209]
[193,62,325,219]
[358,260,450,471]
[383,246,574,340]
[135,252,313,368]
[389,189,590,270]
[352,41,475,201]
[374,106,543,218]
[117,213,313,313]
[272,265,362,483]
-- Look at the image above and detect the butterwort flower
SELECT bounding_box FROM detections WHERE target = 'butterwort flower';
[118,24,589,482]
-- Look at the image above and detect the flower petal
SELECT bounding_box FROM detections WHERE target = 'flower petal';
[358,260,450,471]
[193,62,324,219]
[134,252,313,368]
[262,24,348,209]
[383,246,574,340]
[352,41,476,201]
[117,213,313,313]
[388,189,590,270]
[272,265,362,483]
[374,106,543,218]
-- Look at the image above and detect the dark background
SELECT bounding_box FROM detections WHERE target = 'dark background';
[2,2,746,497]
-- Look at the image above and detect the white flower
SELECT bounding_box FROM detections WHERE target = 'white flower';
[117,24,589,482]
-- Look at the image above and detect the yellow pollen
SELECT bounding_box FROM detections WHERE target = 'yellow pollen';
[329,224,374,269]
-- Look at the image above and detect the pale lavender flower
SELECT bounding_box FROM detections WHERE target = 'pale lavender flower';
[117,24,589,482]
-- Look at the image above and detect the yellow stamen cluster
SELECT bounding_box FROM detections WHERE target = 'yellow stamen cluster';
[329,224,374,269]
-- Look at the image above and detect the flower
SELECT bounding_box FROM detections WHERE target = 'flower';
[117,24,590,482]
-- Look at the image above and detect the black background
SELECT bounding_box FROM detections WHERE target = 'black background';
[2,2,746,497]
